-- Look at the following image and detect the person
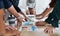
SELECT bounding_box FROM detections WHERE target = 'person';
[10,0,27,20]
[26,0,36,15]
[36,0,56,19]
[35,0,51,15]
[0,0,25,36]
[36,0,57,26]
[37,0,60,34]
[44,0,60,34]
[8,0,28,29]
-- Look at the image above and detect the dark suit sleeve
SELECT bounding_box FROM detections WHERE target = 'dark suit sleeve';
[13,6,21,12]
[49,0,57,8]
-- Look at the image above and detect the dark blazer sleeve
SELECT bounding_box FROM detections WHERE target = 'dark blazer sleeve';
[49,0,57,8]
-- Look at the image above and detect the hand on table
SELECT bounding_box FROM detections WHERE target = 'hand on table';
[44,27,54,34]
[5,25,16,31]
[5,25,20,36]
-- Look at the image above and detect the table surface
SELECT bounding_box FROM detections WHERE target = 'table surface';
[5,25,56,36]
[20,26,56,36]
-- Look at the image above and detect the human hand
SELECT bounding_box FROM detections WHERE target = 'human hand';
[44,27,54,34]
[17,13,25,22]
[24,15,29,21]
[5,25,16,31]
[36,14,46,19]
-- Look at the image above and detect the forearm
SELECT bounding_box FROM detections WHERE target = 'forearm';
[7,5,20,18]
[42,7,52,16]
[19,11,26,17]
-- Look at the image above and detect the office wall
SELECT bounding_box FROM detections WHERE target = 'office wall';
[18,0,51,14]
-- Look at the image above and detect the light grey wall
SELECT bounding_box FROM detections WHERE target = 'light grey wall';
[18,0,51,14]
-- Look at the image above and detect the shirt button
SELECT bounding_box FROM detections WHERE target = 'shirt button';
[51,18,54,21]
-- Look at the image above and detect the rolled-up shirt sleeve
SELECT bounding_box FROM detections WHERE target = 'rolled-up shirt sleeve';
[49,0,57,8]
[3,0,12,9]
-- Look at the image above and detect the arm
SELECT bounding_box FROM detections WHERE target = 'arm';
[36,7,53,19]
[7,5,24,22]
[13,6,25,16]
[7,5,20,18]
[40,0,57,18]
[13,6,28,21]
[41,7,52,17]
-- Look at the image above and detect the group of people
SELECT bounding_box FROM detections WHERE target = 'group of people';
[0,0,60,36]
[0,0,26,36]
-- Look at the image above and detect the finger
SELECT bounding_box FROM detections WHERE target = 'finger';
[23,19,25,22]
[48,30,51,34]
[44,28,48,33]
[48,30,50,34]
[5,27,11,30]
[9,27,16,30]
[49,30,53,34]
[8,26,16,30]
